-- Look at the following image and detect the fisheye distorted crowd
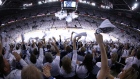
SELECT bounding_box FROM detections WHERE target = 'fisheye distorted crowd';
[0,31,140,79]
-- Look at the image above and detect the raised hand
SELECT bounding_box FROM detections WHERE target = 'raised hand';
[43,65,51,78]
[13,52,21,61]
[95,33,103,44]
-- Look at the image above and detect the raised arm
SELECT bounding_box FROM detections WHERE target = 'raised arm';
[59,35,61,44]
[70,32,74,44]
[51,42,60,56]
[52,37,57,43]
[13,52,28,67]
[37,42,44,62]
[72,36,78,65]
[95,34,108,79]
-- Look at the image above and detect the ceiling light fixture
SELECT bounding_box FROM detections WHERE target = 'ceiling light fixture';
[132,3,138,10]
[0,0,2,6]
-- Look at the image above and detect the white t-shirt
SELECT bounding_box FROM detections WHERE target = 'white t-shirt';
[76,65,88,78]
[5,69,21,79]
[12,49,21,54]
[110,48,117,55]
[60,64,76,78]
[123,56,139,70]
[25,48,44,69]
[4,59,28,79]
[60,50,77,78]
[121,49,129,57]
[44,56,60,76]
[97,70,120,79]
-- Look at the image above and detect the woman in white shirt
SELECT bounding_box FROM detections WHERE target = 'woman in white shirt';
[95,34,139,79]
[60,35,77,78]
[25,42,44,70]
[107,64,139,79]
[76,53,95,79]
[123,49,140,70]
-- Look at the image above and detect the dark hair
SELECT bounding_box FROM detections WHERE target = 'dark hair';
[16,44,20,50]
[2,47,5,55]
[22,44,26,50]
[45,53,53,63]
[122,64,139,79]
[0,56,5,75]
[33,48,39,55]
[47,45,51,49]
[30,53,37,64]
[66,45,72,53]
[136,49,140,59]
[80,53,95,73]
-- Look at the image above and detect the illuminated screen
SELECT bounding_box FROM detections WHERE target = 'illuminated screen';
[0,0,2,5]
[63,1,76,8]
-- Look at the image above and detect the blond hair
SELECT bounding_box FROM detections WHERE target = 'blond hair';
[21,65,42,79]
[62,57,72,74]
[111,53,118,64]
[120,64,139,79]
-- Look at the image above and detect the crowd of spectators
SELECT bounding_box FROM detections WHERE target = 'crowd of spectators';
[0,2,140,79]
[0,31,140,79]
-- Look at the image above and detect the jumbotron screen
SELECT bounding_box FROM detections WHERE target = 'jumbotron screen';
[63,0,76,9]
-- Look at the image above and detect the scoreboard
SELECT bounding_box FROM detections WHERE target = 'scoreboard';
[61,0,78,10]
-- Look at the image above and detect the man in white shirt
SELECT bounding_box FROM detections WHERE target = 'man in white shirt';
[43,38,60,78]
[123,49,140,70]
[110,44,118,56]
[24,42,44,70]
[0,42,28,79]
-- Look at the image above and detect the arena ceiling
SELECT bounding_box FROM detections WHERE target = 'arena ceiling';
[0,0,139,11]
[0,0,140,43]
[0,0,139,25]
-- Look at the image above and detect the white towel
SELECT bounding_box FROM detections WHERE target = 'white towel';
[21,33,24,42]
[99,19,115,28]
[74,32,87,38]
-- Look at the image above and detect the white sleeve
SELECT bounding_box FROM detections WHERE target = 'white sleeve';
[21,33,24,42]
[19,59,28,67]
[37,48,44,63]
[125,57,131,64]
[3,45,10,59]
[35,44,38,50]
[72,50,77,65]
[24,52,31,64]
[53,56,60,64]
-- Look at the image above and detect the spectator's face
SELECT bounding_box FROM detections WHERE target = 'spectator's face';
[3,58,11,73]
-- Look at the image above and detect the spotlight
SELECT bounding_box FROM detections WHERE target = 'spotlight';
[132,3,138,10]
